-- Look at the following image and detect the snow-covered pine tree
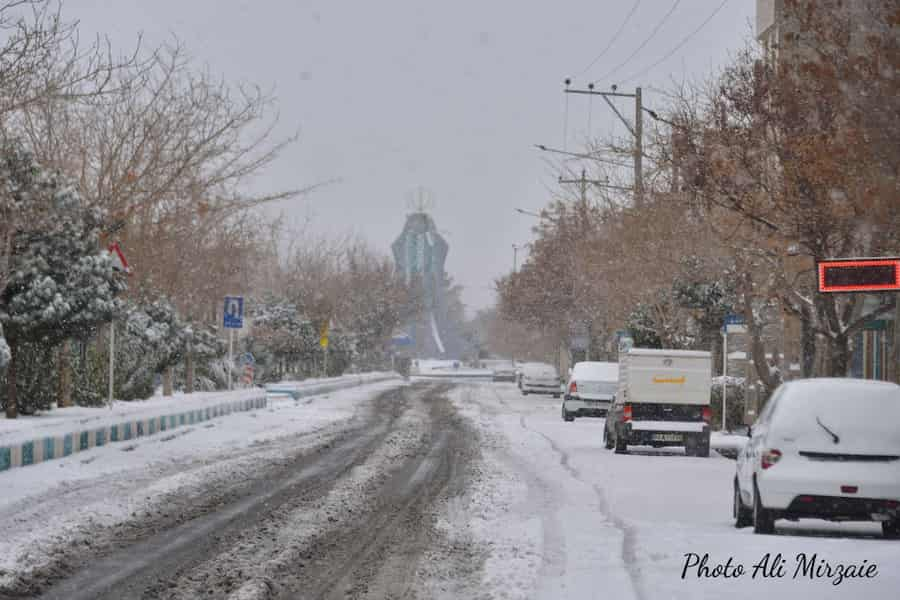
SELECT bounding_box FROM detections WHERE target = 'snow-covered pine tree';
[115,300,193,400]
[0,141,126,418]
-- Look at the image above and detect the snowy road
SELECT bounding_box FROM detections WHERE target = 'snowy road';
[1,382,480,599]
[2,380,898,599]
[448,382,900,600]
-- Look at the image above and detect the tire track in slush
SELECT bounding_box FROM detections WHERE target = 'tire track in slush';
[517,413,646,600]
[482,389,568,589]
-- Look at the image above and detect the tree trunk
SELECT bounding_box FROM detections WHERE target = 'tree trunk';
[828,333,851,377]
[5,340,17,418]
[185,347,194,394]
[163,366,174,396]
[800,305,816,378]
[58,340,72,408]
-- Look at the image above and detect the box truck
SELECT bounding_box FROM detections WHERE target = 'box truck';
[604,348,712,457]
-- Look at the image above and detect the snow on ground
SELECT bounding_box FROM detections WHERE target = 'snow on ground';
[411,358,491,378]
[447,382,900,600]
[0,372,395,448]
[0,389,264,446]
[0,380,404,588]
[711,431,749,453]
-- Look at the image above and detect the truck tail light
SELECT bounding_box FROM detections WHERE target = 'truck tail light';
[569,381,577,394]
[622,403,632,423]
[761,449,782,469]
[702,406,711,423]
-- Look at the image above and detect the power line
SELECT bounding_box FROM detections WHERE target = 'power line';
[619,0,731,86]
[591,0,682,85]
[575,0,641,78]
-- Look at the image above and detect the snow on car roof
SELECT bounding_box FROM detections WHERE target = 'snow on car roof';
[571,361,618,381]
[773,378,900,434]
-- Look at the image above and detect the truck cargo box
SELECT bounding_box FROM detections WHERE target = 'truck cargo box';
[618,348,712,406]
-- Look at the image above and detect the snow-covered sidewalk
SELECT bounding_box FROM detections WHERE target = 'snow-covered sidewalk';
[0,372,398,472]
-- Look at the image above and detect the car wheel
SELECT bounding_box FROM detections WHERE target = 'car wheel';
[883,520,900,539]
[734,480,752,528]
[552,394,560,399]
[752,480,776,534]
[614,428,627,454]
[684,441,695,457]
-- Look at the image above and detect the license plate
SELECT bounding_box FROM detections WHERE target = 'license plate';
[652,433,682,442]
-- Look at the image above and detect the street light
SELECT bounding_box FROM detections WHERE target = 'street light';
[512,242,532,273]
[516,207,543,219]
[642,108,684,130]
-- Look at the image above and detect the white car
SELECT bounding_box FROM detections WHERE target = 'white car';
[520,363,561,397]
[734,378,900,537]
[562,361,618,421]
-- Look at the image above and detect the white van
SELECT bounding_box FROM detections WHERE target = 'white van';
[604,348,712,456]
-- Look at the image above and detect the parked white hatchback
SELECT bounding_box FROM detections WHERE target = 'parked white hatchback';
[734,378,900,537]
[562,361,618,421]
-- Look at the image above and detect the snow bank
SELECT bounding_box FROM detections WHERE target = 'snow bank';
[411,359,491,378]
[0,372,399,472]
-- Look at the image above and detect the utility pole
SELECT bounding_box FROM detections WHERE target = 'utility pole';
[558,169,610,206]
[558,169,603,363]
[564,83,643,208]
[512,244,519,273]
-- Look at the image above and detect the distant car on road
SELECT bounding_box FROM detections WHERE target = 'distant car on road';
[562,361,618,421]
[734,378,900,537]
[481,359,517,382]
[520,363,561,397]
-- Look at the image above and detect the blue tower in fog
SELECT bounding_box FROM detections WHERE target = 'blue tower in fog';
[392,207,451,357]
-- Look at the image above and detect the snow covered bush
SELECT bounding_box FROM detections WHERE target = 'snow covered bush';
[0,141,127,417]
[0,333,9,371]
[115,301,193,400]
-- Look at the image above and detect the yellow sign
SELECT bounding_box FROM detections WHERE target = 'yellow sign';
[653,376,686,384]
[319,320,329,349]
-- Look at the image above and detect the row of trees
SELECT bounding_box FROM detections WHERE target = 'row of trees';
[497,0,900,401]
[0,1,417,417]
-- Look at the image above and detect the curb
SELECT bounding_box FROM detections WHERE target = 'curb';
[0,396,267,473]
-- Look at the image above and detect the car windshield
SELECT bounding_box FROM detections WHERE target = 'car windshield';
[1,1,897,598]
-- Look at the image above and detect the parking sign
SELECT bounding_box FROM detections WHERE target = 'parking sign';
[224,296,244,329]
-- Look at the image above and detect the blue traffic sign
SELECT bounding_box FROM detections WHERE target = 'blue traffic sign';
[724,314,745,325]
[391,332,413,346]
[224,296,244,329]
[239,352,255,366]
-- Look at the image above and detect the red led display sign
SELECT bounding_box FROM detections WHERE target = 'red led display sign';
[817,258,900,293]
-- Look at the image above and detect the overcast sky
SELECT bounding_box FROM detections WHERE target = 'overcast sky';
[72,0,756,314]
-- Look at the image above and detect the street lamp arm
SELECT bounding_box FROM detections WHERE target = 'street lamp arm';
[642,107,683,130]
[516,207,543,218]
